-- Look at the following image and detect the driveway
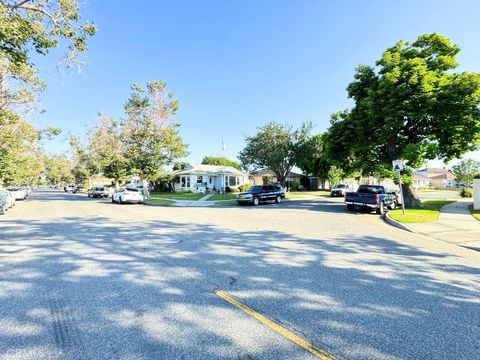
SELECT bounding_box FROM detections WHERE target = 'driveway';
[0,190,478,360]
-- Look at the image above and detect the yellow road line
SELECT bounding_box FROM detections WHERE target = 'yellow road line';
[214,290,336,360]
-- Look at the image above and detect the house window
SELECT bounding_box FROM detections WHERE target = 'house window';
[197,176,203,184]
[176,177,180,184]
[181,176,190,188]
[209,177,213,184]
[229,176,236,187]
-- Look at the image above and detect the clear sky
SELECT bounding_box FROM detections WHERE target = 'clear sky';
[34,0,480,167]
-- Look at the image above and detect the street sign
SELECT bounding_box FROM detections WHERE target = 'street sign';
[392,160,404,171]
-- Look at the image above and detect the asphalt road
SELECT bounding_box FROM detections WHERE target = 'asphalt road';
[0,190,479,360]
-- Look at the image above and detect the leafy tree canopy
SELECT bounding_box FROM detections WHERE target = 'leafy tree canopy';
[327,33,480,206]
[452,158,480,187]
[123,80,188,197]
[239,121,312,186]
[201,156,241,170]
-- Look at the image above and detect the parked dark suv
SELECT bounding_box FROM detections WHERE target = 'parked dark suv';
[236,184,285,206]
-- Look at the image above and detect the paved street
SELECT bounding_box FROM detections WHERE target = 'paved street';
[0,190,479,360]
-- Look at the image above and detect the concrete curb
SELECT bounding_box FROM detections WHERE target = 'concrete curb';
[383,212,417,233]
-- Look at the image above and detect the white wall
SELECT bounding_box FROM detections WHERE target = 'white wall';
[474,179,480,210]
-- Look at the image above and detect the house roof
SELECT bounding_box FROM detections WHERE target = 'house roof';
[413,174,430,181]
[252,169,305,178]
[173,164,247,176]
[430,172,456,180]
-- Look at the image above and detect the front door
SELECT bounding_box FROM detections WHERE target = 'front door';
[180,176,191,189]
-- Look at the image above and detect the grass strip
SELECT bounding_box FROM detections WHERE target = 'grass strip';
[145,199,176,206]
[149,192,205,200]
[468,204,480,221]
[389,199,455,223]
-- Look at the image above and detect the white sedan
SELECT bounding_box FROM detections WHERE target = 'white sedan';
[7,187,27,200]
[111,187,144,204]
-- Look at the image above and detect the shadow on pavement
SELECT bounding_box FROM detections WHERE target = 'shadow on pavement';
[0,197,479,359]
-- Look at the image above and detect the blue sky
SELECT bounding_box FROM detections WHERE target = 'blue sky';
[34,0,480,167]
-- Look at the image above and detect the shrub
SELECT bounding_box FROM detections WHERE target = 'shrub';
[474,173,480,179]
[290,180,300,191]
[262,175,273,184]
[460,187,473,197]
[238,183,251,192]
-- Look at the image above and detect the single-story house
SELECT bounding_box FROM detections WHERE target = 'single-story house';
[416,167,457,189]
[412,174,430,189]
[251,169,307,186]
[173,164,249,193]
[430,172,457,189]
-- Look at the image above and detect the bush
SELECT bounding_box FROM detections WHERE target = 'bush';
[474,173,480,179]
[290,180,300,191]
[238,183,251,192]
[460,187,473,197]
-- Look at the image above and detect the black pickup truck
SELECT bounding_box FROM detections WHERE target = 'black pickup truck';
[344,185,397,215]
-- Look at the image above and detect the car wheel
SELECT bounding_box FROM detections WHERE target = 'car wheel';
[111,197,115,203]
[119,197,123,204]
[253,197,260,206]
[389,201,397,211]
[275,195,282,203]
[0,205,5,215]
[347,204,354,211]
[376,202,385,215]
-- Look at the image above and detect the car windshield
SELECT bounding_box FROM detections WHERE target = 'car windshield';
[246,185,262,193]
[126,188,139,192]
[335,184,346,189]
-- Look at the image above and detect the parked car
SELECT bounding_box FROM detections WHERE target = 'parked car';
[0,189,15,209]
[7,187,27,200]
[88,187,112,198]
[330,184,354,197]
[73,186,85,194]
[236,184,285,206]
[64,184,76,192]
[344,185,397,215]
[111,187,144,204]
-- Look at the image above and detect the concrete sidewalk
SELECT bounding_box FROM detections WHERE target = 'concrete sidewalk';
[407,200,480,251]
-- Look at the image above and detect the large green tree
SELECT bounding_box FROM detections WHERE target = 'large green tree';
[123,81,188,199]
[88,115,127,190]
[201,156,241,170]
[452,158,480,187]
[0,0,95,186]
[327,33,480,207]
[296,133,332,188]
[239,121,312,186]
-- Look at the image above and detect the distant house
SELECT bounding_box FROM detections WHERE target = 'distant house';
[251,169,306,186]
[173,164,249,193]
[415,167,457,189]
[412,174,430,189]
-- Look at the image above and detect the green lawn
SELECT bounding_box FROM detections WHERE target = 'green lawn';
[417,189,458,193]
[469,204,480,221]
[286,190,330,199]
[150,191,205,200]
[207,193,237,201]
[389,199,455,223]
[145,198,176,206]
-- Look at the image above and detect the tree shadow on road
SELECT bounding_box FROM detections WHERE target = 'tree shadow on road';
[0,214,479,360]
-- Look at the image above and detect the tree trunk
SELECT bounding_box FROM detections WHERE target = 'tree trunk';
[401,183,421,208]
[114,179,120,192]
[141,178,150,201]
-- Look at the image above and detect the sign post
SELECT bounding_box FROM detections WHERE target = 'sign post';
[392,160,406,215]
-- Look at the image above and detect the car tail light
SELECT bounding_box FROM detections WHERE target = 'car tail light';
[375,194,379,203]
